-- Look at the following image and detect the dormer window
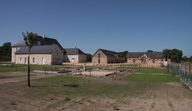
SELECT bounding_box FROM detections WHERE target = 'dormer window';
[37,41,41,45]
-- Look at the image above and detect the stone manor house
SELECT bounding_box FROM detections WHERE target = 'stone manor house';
[12,35,87,65]
[12,35,169,67]
[92,49,168,67]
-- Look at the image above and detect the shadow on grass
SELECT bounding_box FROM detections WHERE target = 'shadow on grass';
[31,83,80,88]
[0,75,24,79]
[63,84,79,88]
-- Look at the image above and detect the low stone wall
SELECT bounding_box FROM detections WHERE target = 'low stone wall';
[81,70,115,77]
[139,64,162,68]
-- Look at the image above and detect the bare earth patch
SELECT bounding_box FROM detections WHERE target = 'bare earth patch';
[0,72,192,111]
[0,72,62,85]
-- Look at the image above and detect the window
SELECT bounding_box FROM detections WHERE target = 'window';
[33,57,35,64]
[98,58,100,63]
[141,57,146,63]
[153,59,155,63]
[133,59,136,63]
[71,58,75,63]
[24,57,27,64]
[42,57,45,64]
[98,53,101,58]
[56,50,59,56]
[20,57,22,61]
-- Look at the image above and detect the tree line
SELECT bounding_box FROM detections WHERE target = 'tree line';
[0,39,191,64]
[0,42,11,61]
[163,49,192,63]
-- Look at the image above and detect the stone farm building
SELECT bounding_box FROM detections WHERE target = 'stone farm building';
[92,49,127,64]
[64,48,87,63]
[12,36,65,65]
[127,51,168,67]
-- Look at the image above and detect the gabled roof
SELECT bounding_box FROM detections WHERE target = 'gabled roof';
[128,52,163,59]
[43,37,64,50]
[12,36,64,50]
[12,40,26,47]
[99,49,118,57]
[65,48,85,55]
[15,45,58,54]
[94,49,126,58]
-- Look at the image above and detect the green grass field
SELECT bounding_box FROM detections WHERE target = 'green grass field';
[6,67,176,99]
[0,67,187,111]
[0,63,137,73]
[128,68,177,84]
[0,64,65,72]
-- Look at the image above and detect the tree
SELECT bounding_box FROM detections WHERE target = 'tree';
[163,49,171,61]
[163,49,183,63]
[23,32,37,87]
[122,51,128,62]
[147,50,153,53]
[171,49,183,63]
[182,56,192,63]
[0,42,11,61]
[182,56,188,61]
[3,42,11,47]
[86,54,92,62]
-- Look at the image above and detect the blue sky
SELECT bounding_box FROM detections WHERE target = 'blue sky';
[0,0,191,56]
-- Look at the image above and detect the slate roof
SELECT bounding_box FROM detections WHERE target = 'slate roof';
[15,45,57,54]
[65,48,85,55]
[98,49,118,57]
[94,49,126,58]
[128,52,163,59]
[12,36,64,50]
[12,40,26,47]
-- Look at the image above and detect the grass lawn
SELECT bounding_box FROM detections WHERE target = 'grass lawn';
[21,75,135,99]
[1,67,190,111]
[0,63,138,73]
[127,68,178,84]
[0,64,26,72]
[5,67,176,99]
[126,68,178,93]
[0,64,65,73]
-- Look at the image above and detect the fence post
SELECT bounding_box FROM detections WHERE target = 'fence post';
[44,67,46,74]
[189,63,191,74]
[89,68,91,76]
[167,63,170,73]
[184,63,186,74]
[189,63,192,85]
[184,63,187,82]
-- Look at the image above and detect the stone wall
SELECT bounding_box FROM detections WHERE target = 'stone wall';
[15,54,52,65]
[51,46,64,64]
[11,47,19,63]
[127,58,164,68]
[78,54,87,63]
[92,50,107,64]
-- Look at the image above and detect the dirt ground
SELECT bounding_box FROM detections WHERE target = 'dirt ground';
[0,72,192,111]
[0,72,62,85]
